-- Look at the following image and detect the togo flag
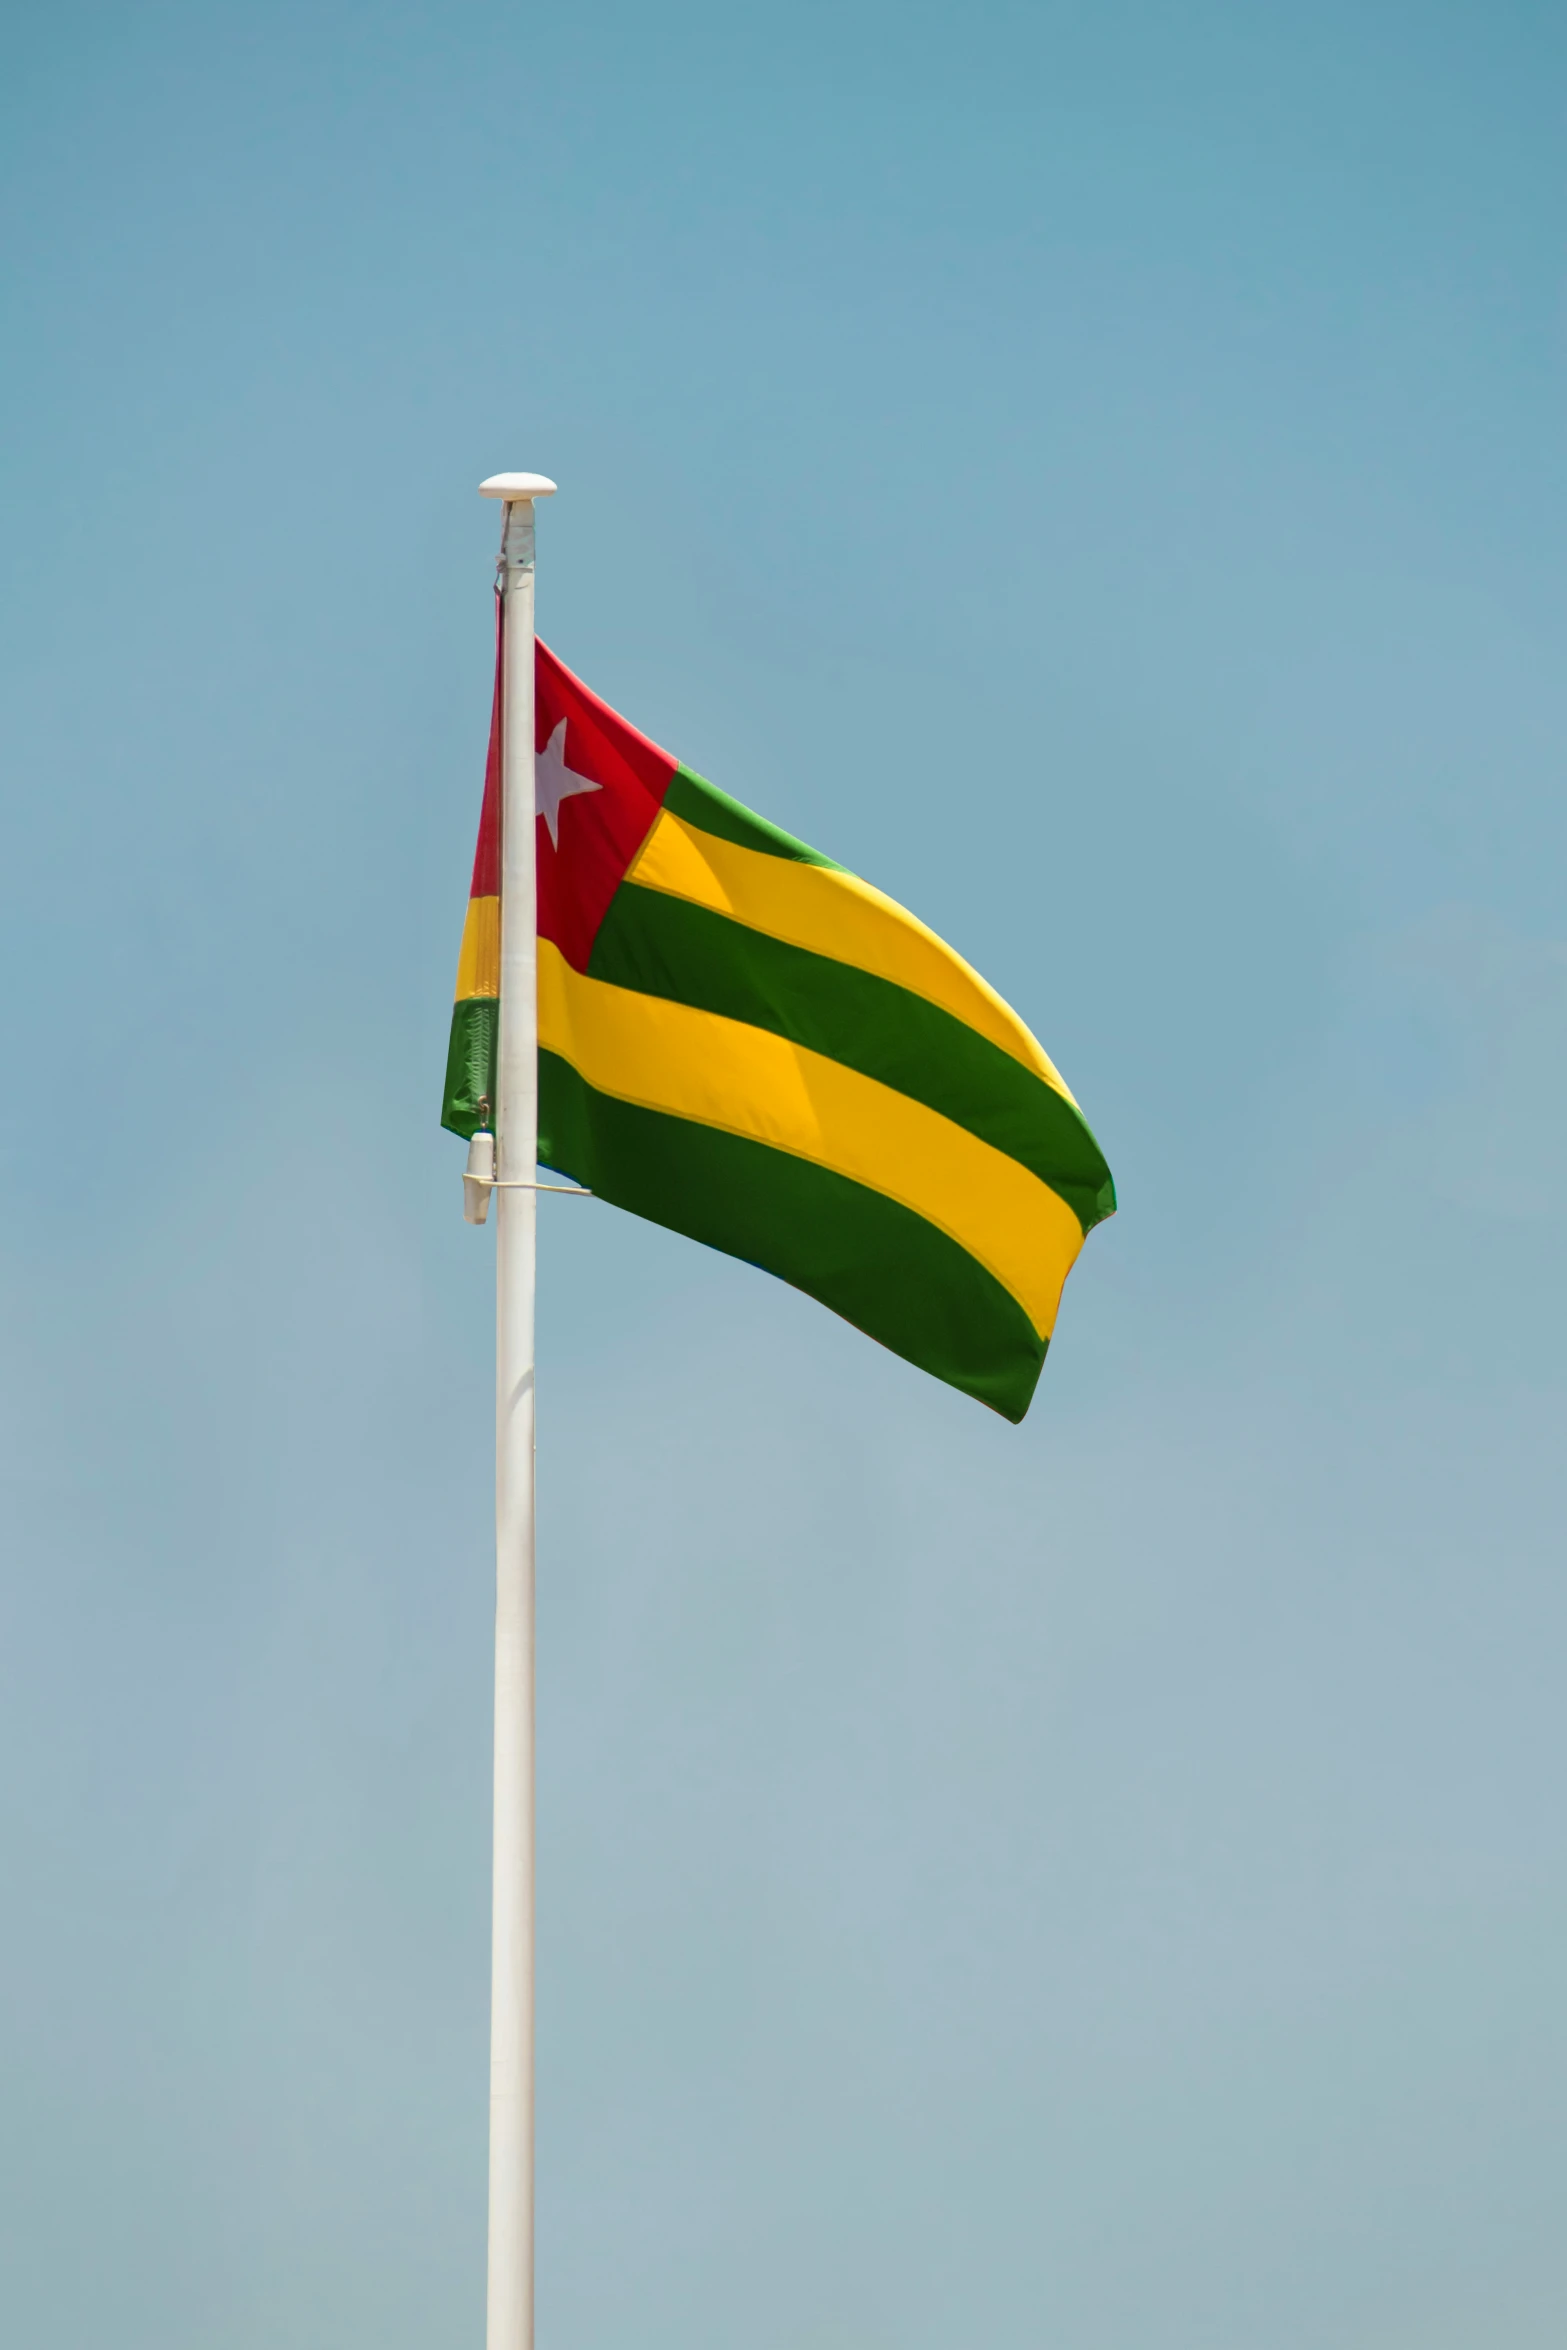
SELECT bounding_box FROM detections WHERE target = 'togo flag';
[443,638,1115,1422]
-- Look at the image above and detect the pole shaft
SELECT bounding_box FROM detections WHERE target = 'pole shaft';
[488,497,539,2350]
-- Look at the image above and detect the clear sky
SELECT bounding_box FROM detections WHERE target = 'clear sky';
[2,3,1565,2344]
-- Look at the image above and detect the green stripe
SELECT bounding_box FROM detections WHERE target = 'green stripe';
[538,1049,1047,1420]
[587,882,1117,1233]
[441,994,497,1138]
[663,765,843,869]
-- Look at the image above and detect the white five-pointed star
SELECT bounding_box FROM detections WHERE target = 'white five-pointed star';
[535,718,602,848]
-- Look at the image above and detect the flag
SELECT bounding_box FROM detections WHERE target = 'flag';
[443,626,1115,1421]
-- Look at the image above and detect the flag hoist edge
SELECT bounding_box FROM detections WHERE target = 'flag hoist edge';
[443,617,1115,1422]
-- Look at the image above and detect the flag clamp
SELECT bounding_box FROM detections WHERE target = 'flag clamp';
[463,1132,590,1223]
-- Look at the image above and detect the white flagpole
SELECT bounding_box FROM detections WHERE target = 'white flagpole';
[478,468,556,2350]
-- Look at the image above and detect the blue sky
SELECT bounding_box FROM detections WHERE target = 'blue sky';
[2,3,1565,2343]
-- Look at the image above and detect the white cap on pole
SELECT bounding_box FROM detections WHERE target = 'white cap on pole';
[480,472,558,501]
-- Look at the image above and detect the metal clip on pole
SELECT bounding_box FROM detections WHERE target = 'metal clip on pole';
[464,1132,496,1225]
[464,1132,591,1222]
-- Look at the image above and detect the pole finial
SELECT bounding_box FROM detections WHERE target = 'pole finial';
[479,472,557,500]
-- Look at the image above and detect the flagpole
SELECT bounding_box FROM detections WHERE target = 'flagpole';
[479,468,556,2350]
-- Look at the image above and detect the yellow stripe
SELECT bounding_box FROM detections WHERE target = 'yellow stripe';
[538,940,1082,1337]
[455,894,499,1001]
[625,811,1076,1101]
